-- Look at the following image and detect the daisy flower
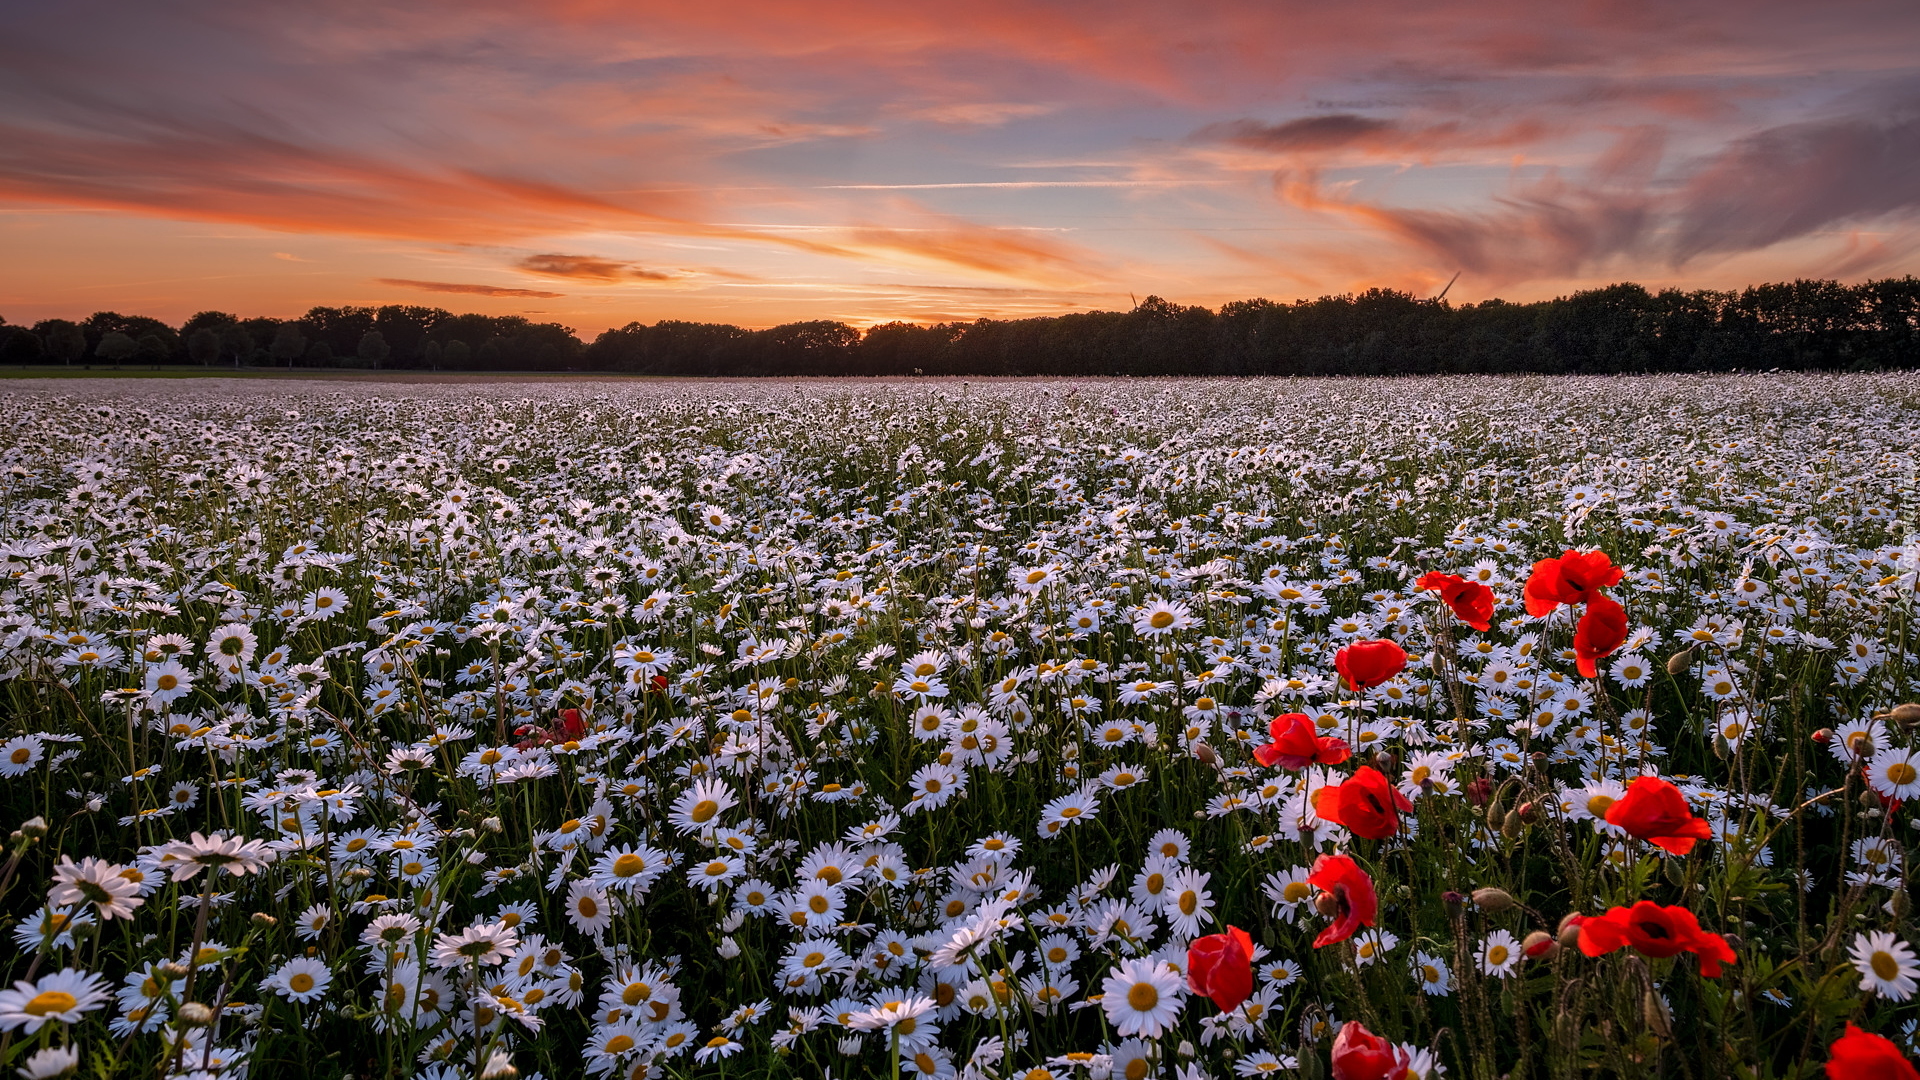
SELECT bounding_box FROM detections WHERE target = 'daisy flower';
[1849,931,1918,1001]
[0,969,111,1032]
[1477,930,1523,978]
[1099,957,1185,1037]
[264,957,332,1003]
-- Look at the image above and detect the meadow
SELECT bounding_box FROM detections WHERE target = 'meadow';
[0,373,1915,1080]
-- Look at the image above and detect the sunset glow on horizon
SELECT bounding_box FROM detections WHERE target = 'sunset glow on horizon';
[3,0,1919,334]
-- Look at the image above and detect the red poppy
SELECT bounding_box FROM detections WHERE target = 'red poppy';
[1306,852,1378,948]
[1575,901,1737,976]
[649,674,669,693]
[1187,925,1255,1012]
[1330,1020,1410,1080]
[1524,549,1625,617]
[1313,766,1414,840]
[1416,571,1495,632]
[1573,594,1628,678]
[1335,639,1407,692]
[1604,775,1713,855]
[1254,713,1352,770]
[554,708,587,740]
[1826,1024,1920,1080]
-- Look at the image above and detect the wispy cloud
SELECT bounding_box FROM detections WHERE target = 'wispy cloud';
[376,278,566,298]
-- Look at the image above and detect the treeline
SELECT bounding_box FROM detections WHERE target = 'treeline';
[5,278,1918,376]
[0,306,583,370]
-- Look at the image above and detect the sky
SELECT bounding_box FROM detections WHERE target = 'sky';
[3,0,1919,335]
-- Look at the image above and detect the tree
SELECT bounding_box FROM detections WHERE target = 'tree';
[38,320,86,366]
[443,339,470,367]
[305,341,333,364]
[219,324,255,368]
[422,340,442,371]
[356,331,390,367]
[135,334,169,364]
[93,331,137,364]
[269,323,308,368]
[0,329,41,364]
[187,328,221,367]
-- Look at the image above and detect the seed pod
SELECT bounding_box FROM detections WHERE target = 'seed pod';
[1471,887,1515,913]
[1665,648,1695,674]
[1643,989,1672,1038]
[1501,809,1522,840]
[1486,798,1505,832]
[1523,930,1558,959]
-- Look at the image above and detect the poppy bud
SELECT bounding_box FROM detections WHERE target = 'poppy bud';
[1518,801,1541,824]
[1860,788,1882,809]
[251,912,277,928]
[1877,703,1920,728]
[1485,798,1504,831]
[1665,648,1695,674]
[1466,777,1493,806]
[1523,930,1557,959]
[177,1002,215,1027]
[1442,890,1467,919]
[1846,731,1875,758]
[1192,742,1218,766]
[1471,887,1514,912]
[1313,891,1341,917]
[1892,890,1911,920]
[1501,809,1522,840]
[160,962,191,979]
[1643,989,1672,1038]
[1557,913,1584,950]
[1811,728,1833,745]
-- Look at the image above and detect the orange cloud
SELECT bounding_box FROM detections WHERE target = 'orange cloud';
[376,279,566,298]
[516,254,675,281]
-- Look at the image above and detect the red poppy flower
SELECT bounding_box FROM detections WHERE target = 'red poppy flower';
[555,708,587,740]
[649,674,669,693]
[1826,1023,1920,1080]
[1330,1020,1410,1080]
[1313,766,1414,840]
[1306,852,1378,948]
[1573,594,1628,678]
[1416,571,1495,632]
[1187,925,1255,1012]
[1524,549,1625,617]
[1575,901,1737,976]
[1335,639,1407,692]
[1254,713,1352,770]
[1604,775,1713,855]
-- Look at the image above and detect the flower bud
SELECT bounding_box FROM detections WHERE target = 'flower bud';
[1556,913,1584,950]
[1517,801,1541,825]
[1878,703,1920,728]
[481,816,504,833]
[176,1002,215,1027]
[1465,777,1492,807]
[159,962,191,979]
[1470,887,1515,913]
[1441,890,1467,920]
[1665,648,1695,675]
[1313,891,1341,917]
[1523,930,1557,959]
[1643,989,1672,1038]
[251,912,277,928]
[19,817,47,839]
[1501,809,1522,840]
[1811,728,1833,745]
[1191,742,1217,766]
